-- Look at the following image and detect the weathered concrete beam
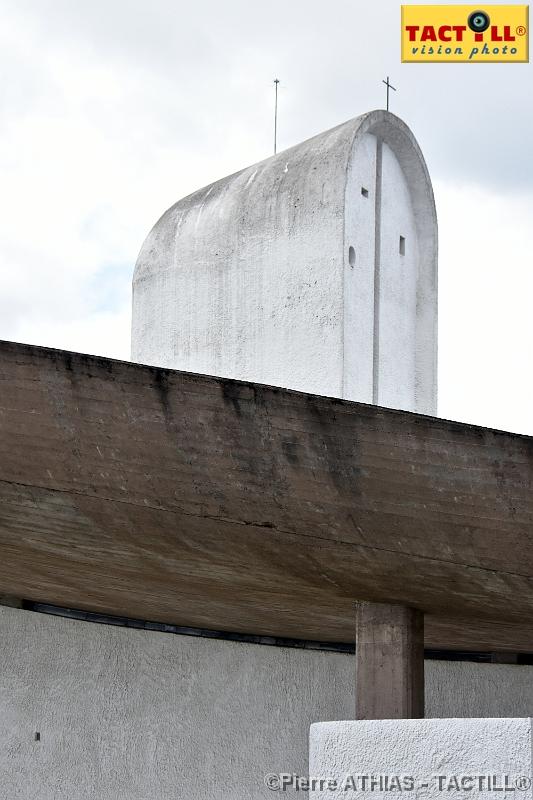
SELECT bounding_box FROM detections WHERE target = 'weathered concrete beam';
[0,595,23,609]
[355,602,424,719]
[1,341,533,652]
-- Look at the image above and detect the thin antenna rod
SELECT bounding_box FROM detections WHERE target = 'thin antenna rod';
[273,79,280,154]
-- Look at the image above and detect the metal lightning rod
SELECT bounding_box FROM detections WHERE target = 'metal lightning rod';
[274,78,280,154]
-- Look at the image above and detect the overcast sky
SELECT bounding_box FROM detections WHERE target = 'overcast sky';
[0,0,532,433]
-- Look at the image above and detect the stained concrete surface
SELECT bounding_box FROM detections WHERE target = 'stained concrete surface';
[2,341,533,652]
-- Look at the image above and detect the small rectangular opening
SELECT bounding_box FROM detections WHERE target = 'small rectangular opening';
[399,235,406,256]
[361,187,369,198]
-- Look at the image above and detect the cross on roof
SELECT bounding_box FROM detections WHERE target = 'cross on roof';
[382,76,397,112]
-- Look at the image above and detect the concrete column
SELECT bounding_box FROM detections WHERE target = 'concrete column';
[355,602,424,719]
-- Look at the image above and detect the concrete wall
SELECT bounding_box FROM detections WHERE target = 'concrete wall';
[310,718,533,800]
[2,607,533,800]
[377,141,419,410]
[342,131,376,403]
[342,133,420,409]
[132,110,437,415]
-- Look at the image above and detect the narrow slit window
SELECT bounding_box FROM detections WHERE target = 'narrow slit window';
[399,235,406,256]
[348,246,356,267]
[361,187,369,198]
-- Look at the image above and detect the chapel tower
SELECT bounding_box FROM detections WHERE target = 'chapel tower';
[131,110,437,414]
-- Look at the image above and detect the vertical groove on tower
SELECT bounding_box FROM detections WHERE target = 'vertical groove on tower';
[372,138,383,405]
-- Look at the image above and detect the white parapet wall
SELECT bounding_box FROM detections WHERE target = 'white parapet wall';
[309,718,533,799]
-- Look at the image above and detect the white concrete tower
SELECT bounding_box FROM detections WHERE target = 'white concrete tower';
[131,110,437,414]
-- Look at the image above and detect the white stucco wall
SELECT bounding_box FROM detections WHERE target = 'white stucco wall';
[2,607,533,800]
[132,110,437,415]
[377,141,419,410]
[342,131,376,404]
[309,718,533,800]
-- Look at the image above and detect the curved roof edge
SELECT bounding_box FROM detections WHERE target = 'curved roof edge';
[133,110,437,283]
[344,109,437,227]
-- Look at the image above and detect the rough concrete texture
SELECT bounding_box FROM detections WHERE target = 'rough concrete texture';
[355,603,424,720]
[5,342,533,651]
[132,110,437,415]
[309,718,533,799]
[3,608,533,800]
